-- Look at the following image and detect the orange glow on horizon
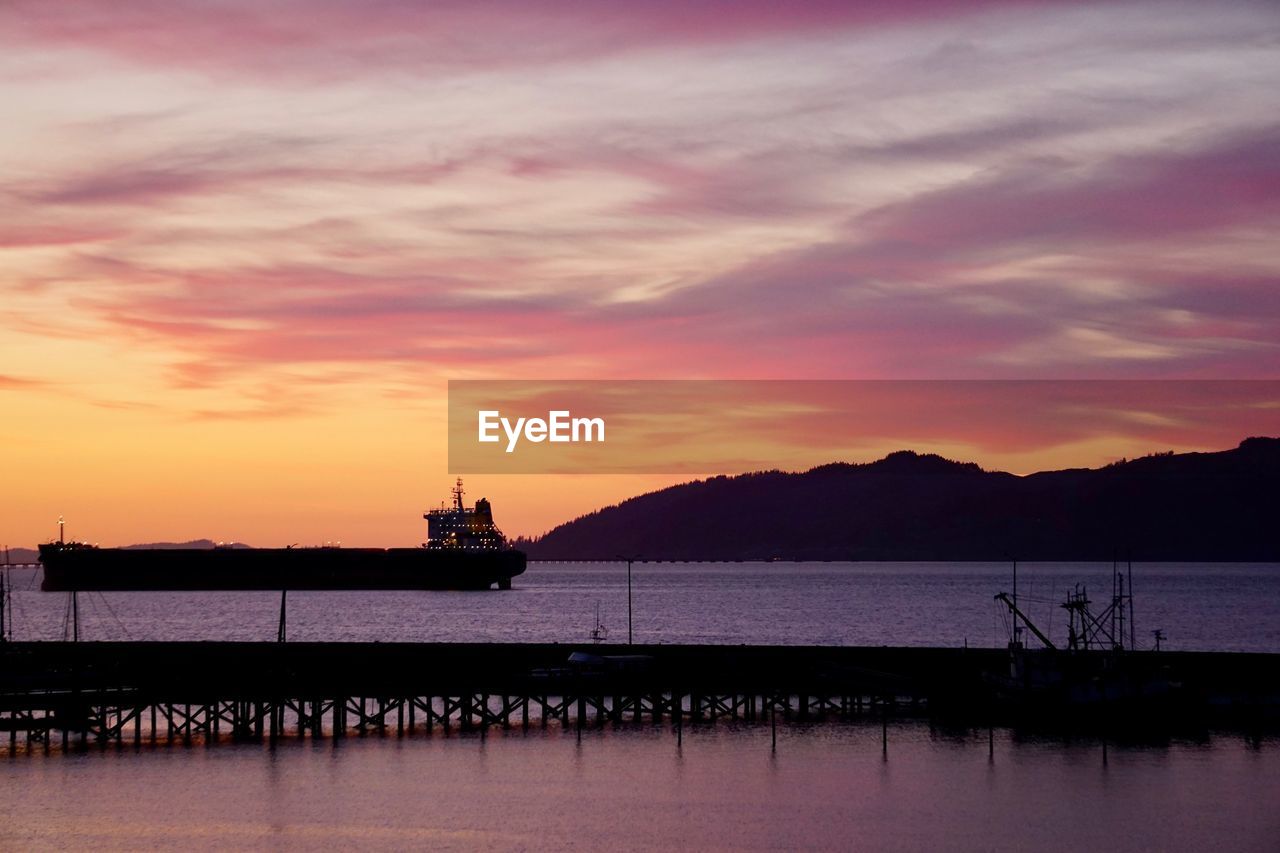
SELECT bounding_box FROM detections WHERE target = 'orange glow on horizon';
[3,1,1278,548]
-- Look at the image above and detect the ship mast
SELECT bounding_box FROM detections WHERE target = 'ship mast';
[452,477,465,511]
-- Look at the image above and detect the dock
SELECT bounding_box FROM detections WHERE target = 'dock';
[1,642,1277,750]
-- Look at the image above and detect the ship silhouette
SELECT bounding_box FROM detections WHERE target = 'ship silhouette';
[39,479,525,591]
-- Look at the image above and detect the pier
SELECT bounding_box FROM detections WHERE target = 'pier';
[1,642,1277,750]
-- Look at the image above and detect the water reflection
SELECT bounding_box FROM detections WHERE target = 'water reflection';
[2,719,1278,850]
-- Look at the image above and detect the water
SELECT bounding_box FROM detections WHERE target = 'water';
[4,562,1279,652]
[2,723,1277,851]
[4,562,1279,849]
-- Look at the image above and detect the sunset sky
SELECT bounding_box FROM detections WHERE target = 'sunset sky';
[2,0,1278,546]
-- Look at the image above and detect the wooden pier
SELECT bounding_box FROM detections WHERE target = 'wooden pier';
[1,642,1276,750]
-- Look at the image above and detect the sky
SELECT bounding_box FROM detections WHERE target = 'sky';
[2,0,1278,546]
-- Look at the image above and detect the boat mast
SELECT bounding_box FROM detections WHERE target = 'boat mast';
[1116,561,1125,651]
[1011,558,1020,648]
[453,477,465,511]
[1127,560,1136,650]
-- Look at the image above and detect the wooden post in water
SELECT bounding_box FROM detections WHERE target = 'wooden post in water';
[1102,692,1109,766]
[881,700,888,759]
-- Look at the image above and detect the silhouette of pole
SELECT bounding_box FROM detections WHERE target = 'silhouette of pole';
[1012,558,1018,645]
[1127,560,1136,650]
[616,554,639,644]
[278,589,287,643]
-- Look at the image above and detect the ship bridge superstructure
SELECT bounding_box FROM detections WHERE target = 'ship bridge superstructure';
[424,478,508,550]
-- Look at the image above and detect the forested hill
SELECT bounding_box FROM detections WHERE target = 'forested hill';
[524,438,1280,561]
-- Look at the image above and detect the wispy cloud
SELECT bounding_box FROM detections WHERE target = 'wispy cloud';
[2,0,1277,392]
[0,374,48,391]
[3,1,1065,82]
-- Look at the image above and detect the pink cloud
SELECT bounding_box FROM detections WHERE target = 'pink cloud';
[612,126,1280,377]
[860,129,1280,253]
[3,1,1064,81]
[6,1,1277,389]
[0,224,121,248]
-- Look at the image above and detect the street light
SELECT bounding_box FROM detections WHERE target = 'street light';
[616,554,640,644]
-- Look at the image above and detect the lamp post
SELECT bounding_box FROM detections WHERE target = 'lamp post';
[616,555,639,644]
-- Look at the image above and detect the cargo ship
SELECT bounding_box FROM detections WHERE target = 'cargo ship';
[39,480,526,591]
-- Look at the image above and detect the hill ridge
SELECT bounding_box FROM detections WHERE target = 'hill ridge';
[524,438,1280,561]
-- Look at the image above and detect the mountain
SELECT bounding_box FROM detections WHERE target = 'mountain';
[2,547,39,565]
[525,437,1280,561]
[121,539,251,550]
[3,540,252,564]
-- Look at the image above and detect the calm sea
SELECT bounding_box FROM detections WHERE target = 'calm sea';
[4,561,1278,651]
[4,561,1279,850]
[2,721,1277,851]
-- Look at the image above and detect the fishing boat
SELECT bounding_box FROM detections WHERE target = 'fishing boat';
[985,562,1178,711]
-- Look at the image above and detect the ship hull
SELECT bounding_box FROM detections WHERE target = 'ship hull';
[38,546,526,591]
